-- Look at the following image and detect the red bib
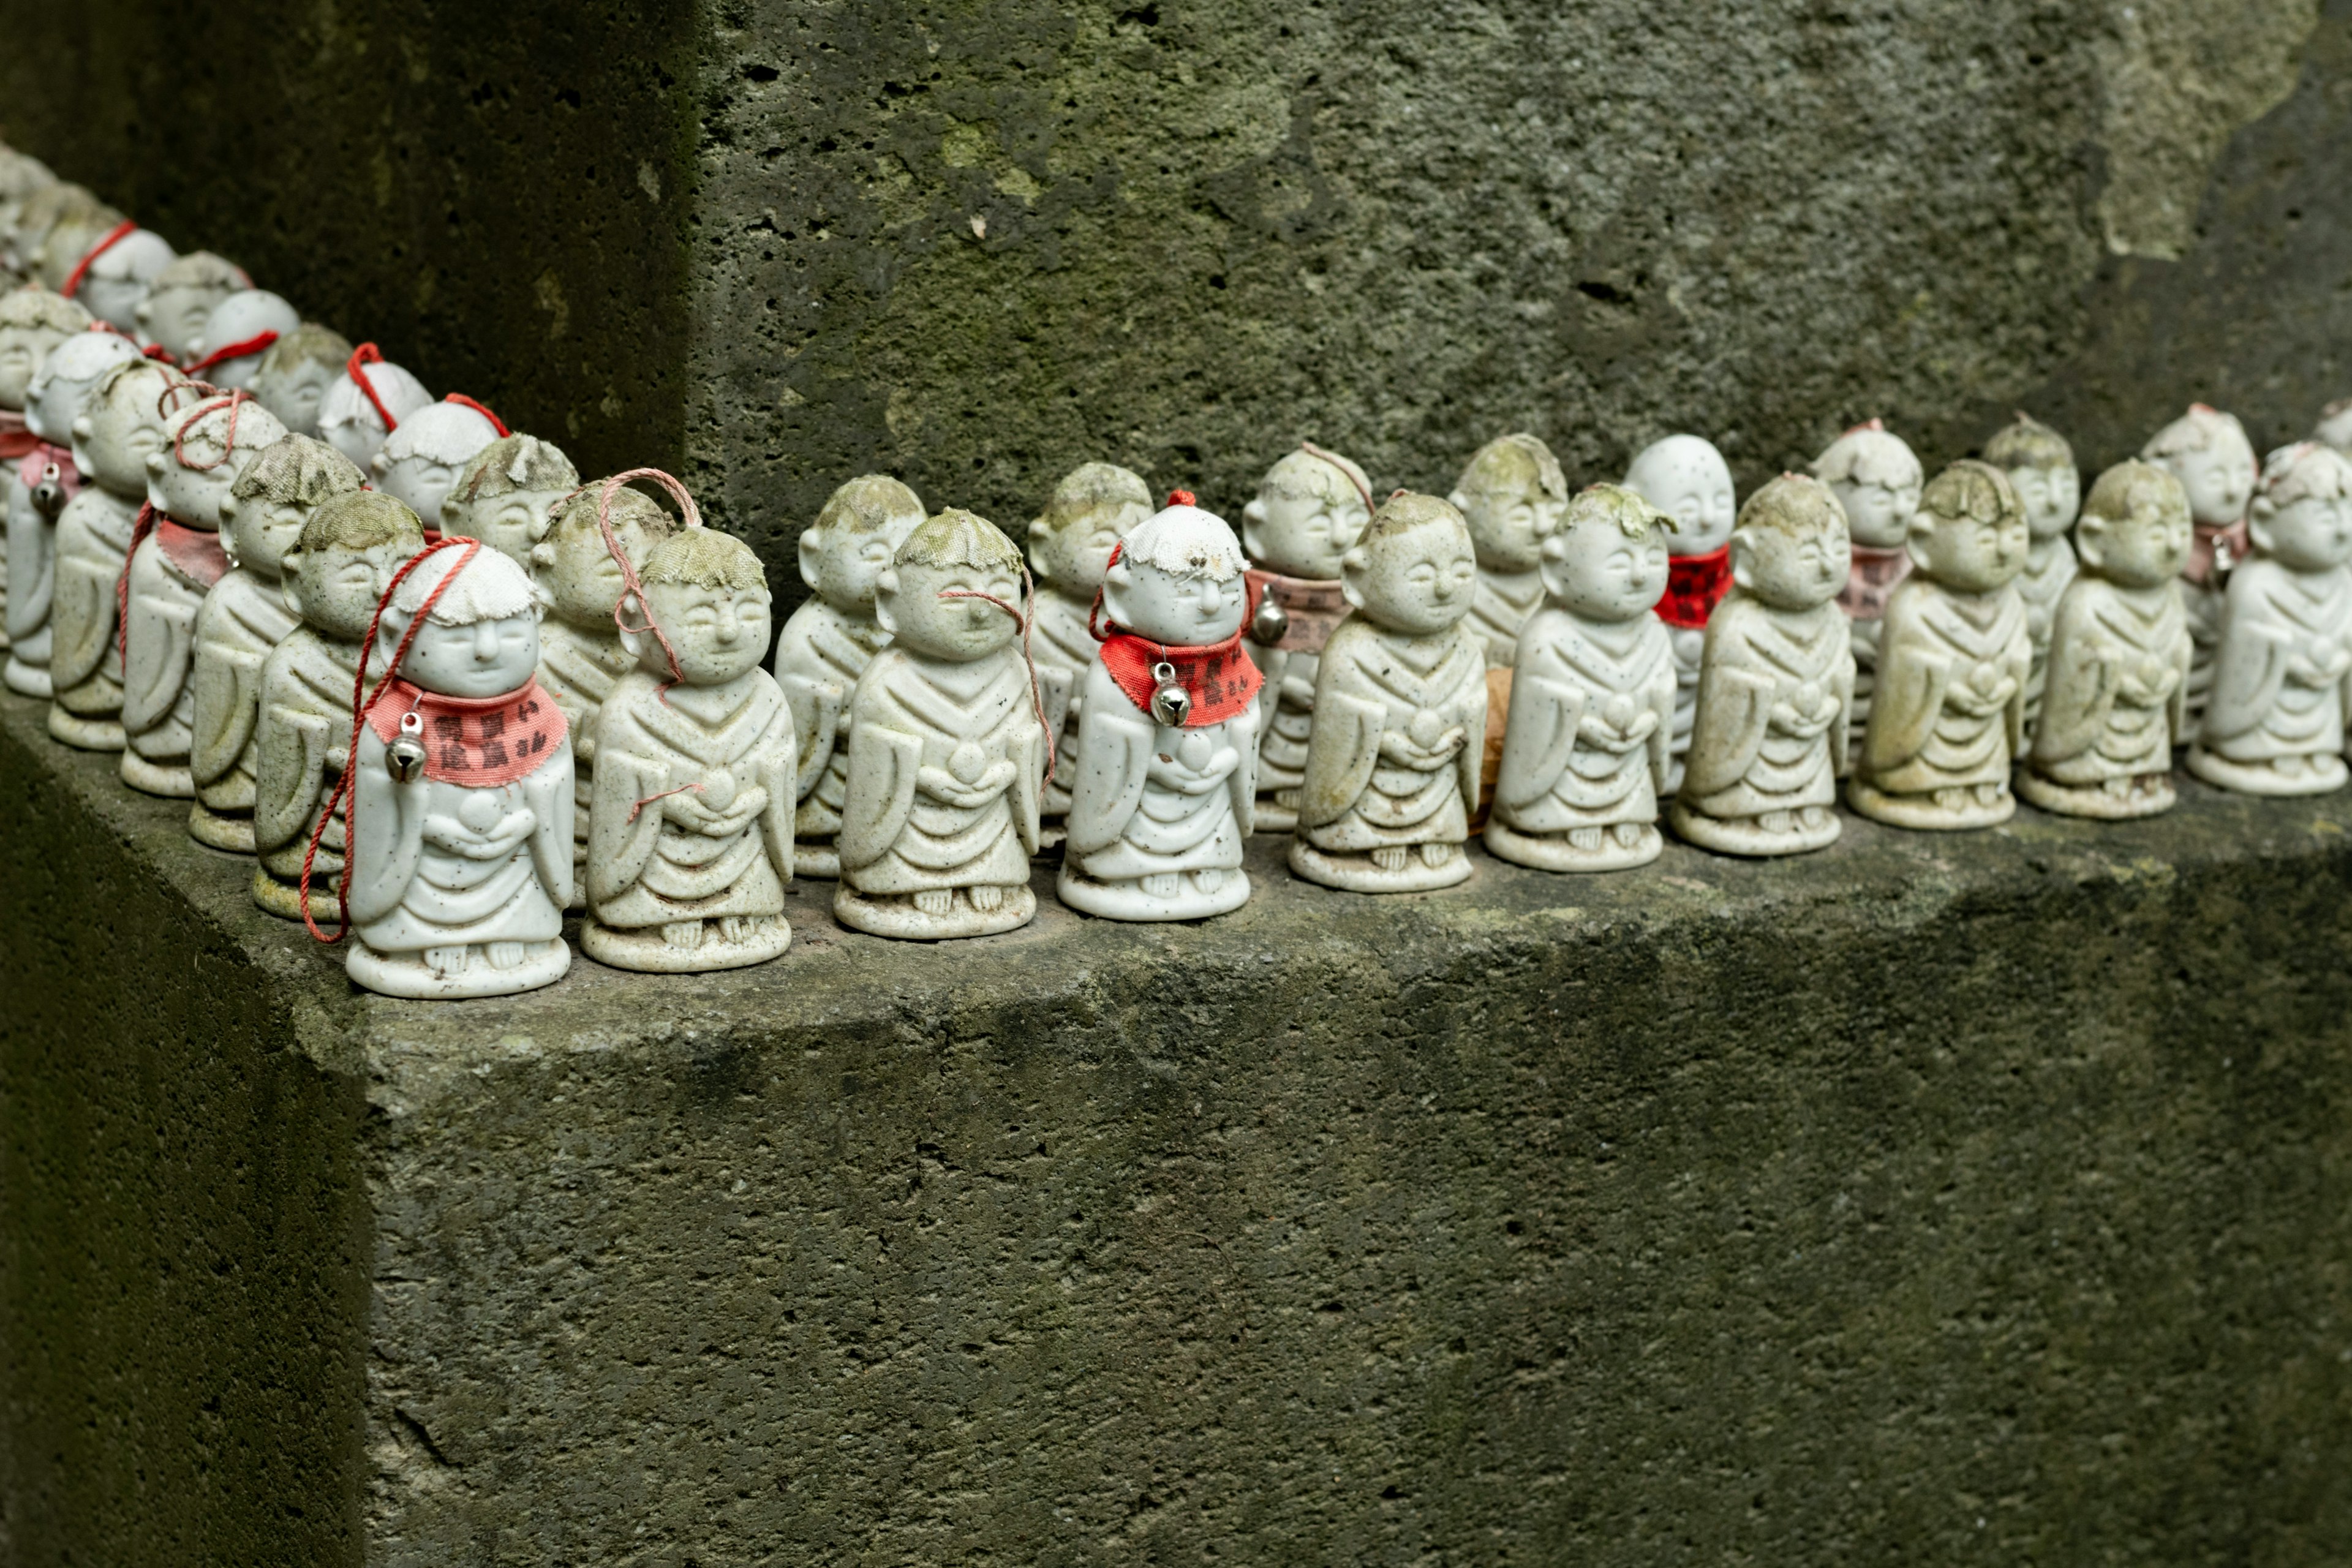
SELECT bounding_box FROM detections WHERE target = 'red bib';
[1838,543,1911,622]
[0,409,34,462]
[1658,545,1730,629]
[366,677,568,786]
[1098,628,1264,726]
[154,516,231,588]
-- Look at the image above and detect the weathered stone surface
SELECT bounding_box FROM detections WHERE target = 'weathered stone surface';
[9,679,2352,1562]
[6,2,2351,602]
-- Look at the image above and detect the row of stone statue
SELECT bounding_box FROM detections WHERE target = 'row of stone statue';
[0,148,2343,1001]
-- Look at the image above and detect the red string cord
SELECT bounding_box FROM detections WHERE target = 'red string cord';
[344,342,399,434]
[938,559,1057,786]
[59,219,137,301]
[115,501,157,666]
[183,330,280,378]
[299,536,483,943]
[443,393,509,438]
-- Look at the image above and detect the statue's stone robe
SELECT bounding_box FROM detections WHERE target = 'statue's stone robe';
[1463,567,1544,669]
[2029,577,2188,786]
[2197,560,2352,766]
[773,596,889,844]
[47,487,136,723]
[1679,593,1853,821]
[1295,618,1486,853]
[189,568,300,814]
[2016,534,2079,729]
[1494,608,1674,835]
[1063,658,1257,884]
[1857,578,2030,798]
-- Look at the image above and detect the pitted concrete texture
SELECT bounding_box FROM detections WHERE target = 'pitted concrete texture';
[7,680,2352,1564]
[7,2,2352,608]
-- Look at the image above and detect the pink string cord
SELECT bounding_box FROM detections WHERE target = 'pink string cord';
[1299,440,1373,519]
[938,558,1057,786]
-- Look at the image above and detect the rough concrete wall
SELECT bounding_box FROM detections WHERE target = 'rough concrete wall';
[0,716,374,1565]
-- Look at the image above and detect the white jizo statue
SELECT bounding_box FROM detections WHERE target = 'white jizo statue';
[1242,443,1372,831]
[184,288,300,390]
[772,474,926,876]
[1809,419,1923,750]
[1982,413,2081,728]
[1449,432,1567,668]
[1027,461,1152,820]
[2019,460,2193,820]
[1058,499,1261,921]
[0,285,91,653]
[247,324,354,439]
[587,528,796,971]
[2141,403,2257,728]
[2187,442,2352,797]
[1623,432,1737,794]
[70,226,174,336]
[49,356,191,749]
[188,435,366,851]
[318,353,431,472]
[134,252,244,365]
[345,544,575,998]
[120,392,291,796]
[6,329,140,696]
[372,400,501,527]
[251,493,423,921]
[1289,492,1488,894]
[1488,483,1677,873]
[442,433,579,568]
[835,510,1045,939]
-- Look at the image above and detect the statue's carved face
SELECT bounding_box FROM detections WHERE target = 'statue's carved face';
[450,485,571,571]
[319,403,389,471]
[1910,497,2029,595]
[251,358,339,438]
[1542,514,1668,623]
[803,505,924,613]
[136,282,228,364]
[147,406,287,530]
[73,384,173,498]
[1348,519,1477,636]
[877,558,1020,662]
[1828,471,1921,551]
[1452,480,1561,576]
[2084,498,2192,590]
[78,273,149,336]
[375,450,464,529]
[2158,443,2255,527]
[537,511,654,628]
[1626,439,1736,557]
[1030,500,1144,594]
[1245,483,1366,580]
[640,579,772,686]
[394,611,542,699]
[288,540,415,643]
[2256,491,2352,573]
[1733,520,1849,612]
[1106,557,1245,646]
[219,495,310,582]
[28,348,137,445]
[0,322,69,409]
[2007,463,2081,542]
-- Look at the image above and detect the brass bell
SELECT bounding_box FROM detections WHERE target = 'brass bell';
[30,462,65,519]
[1148,660,1191,728]
[1249,593,1288,646]
[386,710,428,783]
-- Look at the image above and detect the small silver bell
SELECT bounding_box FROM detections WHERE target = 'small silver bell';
[2211,534,2236,575]
[30,463,64,519]
[1250,593,1289,646]
[1148,661,1192,728]
[386,710,428,783]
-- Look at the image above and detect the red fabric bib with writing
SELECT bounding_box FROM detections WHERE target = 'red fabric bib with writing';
[366,677,568,786]
[1657,545,1730,630]
[1242,568,1348,654]
[1098,627,1264,727]
[154,516,231,589]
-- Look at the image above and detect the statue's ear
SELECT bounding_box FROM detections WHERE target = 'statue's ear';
[617,592,646,663]
[1728,535,1755,592]
[1338,545,1370,611]
[530,538,556,571]
[1904,513,1936,574]
[1241,496,1267,559]
[439,491,463,527]
[280,554,306,619]
[1100,560,1134,627]
[1447,488,1472,516]
[2247,503,2277,557]
[217,493,239,526]
[370,451,390,477]
[872,567,900,635]
[70,414,92,443]
[2075,511,2108,573]
[797,527,824,592]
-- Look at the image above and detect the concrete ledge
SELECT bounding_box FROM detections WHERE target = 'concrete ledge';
[6,682,2352,1563]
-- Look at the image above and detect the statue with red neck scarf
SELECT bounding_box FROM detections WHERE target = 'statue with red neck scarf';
[2140,403,2258,729]
[1983,413,2082,728]
[345,543,574,998]
[48,356,190,749]
[1057,497,1262,921]
[119,390,290,796]
[0,285,89,655]
[1242,442,1372,832]
[1488,483,1677,873]
[1290,492,1488,893]
[188,435,366,851]
[1809,420,1922,758]
[586,529,796,971]
[6,328,139,696]
[1027,461,1150,822]
[835,510,1045,939]
[1623,433,1736,793]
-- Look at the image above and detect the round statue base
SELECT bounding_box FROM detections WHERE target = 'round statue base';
[1287,839,1475,894]
[47,706,124,752]
[187,802,257,853]
[582,913,792,972]
[834,882,1037,940]
[252,867,342,924]
[1482,817,1662,873]
[4,657,52,698]
[1055,865,1252,922]
[1845,778,2016,831]
[347,938,571,1000]
[119,752,195,799]
[2184,745,2350,798]
[793,842,840,880]
[1666,800,1841,858]
[2015,767,2176,820]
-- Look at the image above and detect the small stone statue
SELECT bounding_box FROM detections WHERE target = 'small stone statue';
[1488,483,1676,872]
[187,435,366,851]
[29,196,127,295]
[533,481,686,891]
[1027,461,1152,820]
[443,433,579,567]
[771,473,926,876]
[1810,420,1923,747]
[835,509,1046,939]
[1981,413,2081,732]
[1669,474,1855,857]
[2019,460,2193,819]
[251,492,423,920]
[1289,491,1487,892]
[586,527,796,971]
[134,252,246,365]
[5,328,140,696]
[1242,443,1372,831]
[2140,403,2257,728]
[372,399,501,527]
[120,393,292,796]
[68,226,174,336]
[1847,460,2032,831]
[1623,432,1738,794]
[0,285,91,656]
[183,288,300,390]
[318,352,430,471]
[247,323,354,438]
[48,356,190,749]
[345,543,574,998]
[1057,496,1262,921]
[1449,432,1568,667]
[2186,441,2352,797]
